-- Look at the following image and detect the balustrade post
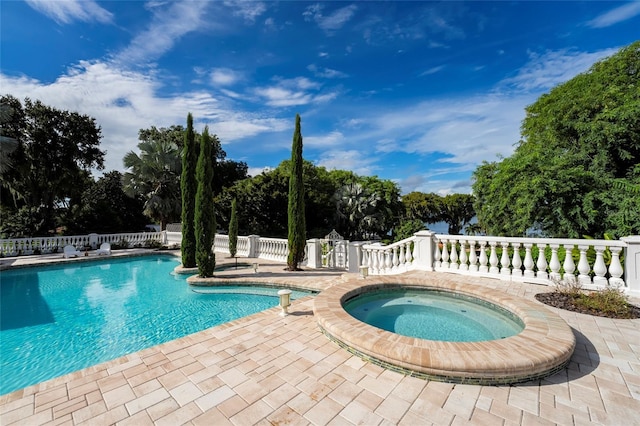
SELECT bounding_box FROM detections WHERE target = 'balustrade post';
[346,242,361,273]
[478,242,488,273]
[511,243,522,277]
[468,241,478,272]
[592,247,608,287]
[549,244,561,281]
[500,242,511,276]
[488,242,499,274]
[248,235,260,258]
[536,244,549,280]
[306,239,323,269]
[562,245,576,284]
[449,240,459,270]
[413,230,436,271]
[441,242,450,269]
[577,245,591,286]
[608,246,624,288]
[459,240,468,271]
[621,236,640,296]
[523,244,535,278]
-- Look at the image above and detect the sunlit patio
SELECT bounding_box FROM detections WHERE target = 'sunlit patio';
[1,252,639,425]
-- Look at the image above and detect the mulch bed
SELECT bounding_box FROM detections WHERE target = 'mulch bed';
[535,292,640,319]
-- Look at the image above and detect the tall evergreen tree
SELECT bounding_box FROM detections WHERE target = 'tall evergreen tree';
[195,126,216,277]
[228,198,238,258]
[181,113,197,267]
[287,114,306,270]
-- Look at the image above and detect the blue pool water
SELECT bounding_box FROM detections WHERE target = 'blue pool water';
[343,289,524,342]
[0,255,311,395]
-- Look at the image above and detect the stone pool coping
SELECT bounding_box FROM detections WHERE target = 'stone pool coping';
[314,274,576,385]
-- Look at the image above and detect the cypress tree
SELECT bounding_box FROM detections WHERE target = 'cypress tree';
[228,198,238,258]
[287,114,306,271]
[180,113,197,268]
[195,126,216,277]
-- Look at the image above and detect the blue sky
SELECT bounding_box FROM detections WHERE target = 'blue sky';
[2,1,639,195]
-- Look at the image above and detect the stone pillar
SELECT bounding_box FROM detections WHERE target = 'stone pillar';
[305,239,323,269]
[413,230,436,271]
[247,235,260,258]
[348,242,364,273]
[88,233,98,249]
[621,236,640,297]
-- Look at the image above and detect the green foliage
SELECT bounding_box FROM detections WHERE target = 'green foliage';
[473,41,640,238]
[68,171,147,234]
[0,95,105,237]
[441,194,475,235]
[287,114,306,270]
[400,192,476,235]
[181,113,197,267]
[229,198,238,258]
[123,126,183,230]
[195,127,216,277]
[393,219,426,242]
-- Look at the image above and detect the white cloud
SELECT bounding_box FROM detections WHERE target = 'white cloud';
[308,64,348,79]
[303,3,358,33]
[25,0,113,24]
[210,68,241,86]
[499,47,619,92]
[316,150,379,176]
[0,61,288,173]
[253,77,336,107]
[420,65,445,76]
[113,1,208,66]
[304,131,345,148]
[224,0,267,23]
[587,2,640,28]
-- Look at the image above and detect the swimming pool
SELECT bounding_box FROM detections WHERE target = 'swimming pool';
[0,255,311,395]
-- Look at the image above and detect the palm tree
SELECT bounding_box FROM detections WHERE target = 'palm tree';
[123,136,182,230]
[334,182,381,240]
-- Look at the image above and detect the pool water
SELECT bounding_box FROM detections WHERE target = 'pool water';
[0,255,311,395]
[343,289,524,342]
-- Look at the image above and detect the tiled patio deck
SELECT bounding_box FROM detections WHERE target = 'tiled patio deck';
[1,251,639,425]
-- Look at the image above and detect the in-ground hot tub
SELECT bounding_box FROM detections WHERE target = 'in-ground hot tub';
[314,274,576,385]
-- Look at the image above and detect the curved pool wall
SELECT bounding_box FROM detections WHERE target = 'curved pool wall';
[314,275,576,385]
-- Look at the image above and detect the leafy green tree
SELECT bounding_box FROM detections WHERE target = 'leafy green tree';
[123,126,183,230]
[287,114,306,270]
[195,127,216,277]
[402,192,443,224]
[333,182,380,240]
[393,219,426,242]
[441,194,475,235]
[0,95,104,237]
[228,198,238,258]
[68,171,147,234]
[181,113,197,267]
[473,41,640,238]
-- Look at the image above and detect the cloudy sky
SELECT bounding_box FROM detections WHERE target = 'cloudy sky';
[2,1,639,194]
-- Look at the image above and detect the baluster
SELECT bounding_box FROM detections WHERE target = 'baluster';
[500,242,511,276]
[398,245,405,267]
[562,245,576,284]
[392,247,399,269]
[468,241,478,272]
[592,247,608,286]
[478,242,488,273]
[577,245,591,285]
[511,243,522,277]
[372,251,379,274]
[441,241,450,269]
[449,240,459,270]
[523,244,535,278]
[434,240,442,269]
[536,244,549,280]
[489,242,499,274]
[405,242,413,264]
[608,246,624,287]
[385,249,393,271]
[549,244,561,281]
[459,240,468,271]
